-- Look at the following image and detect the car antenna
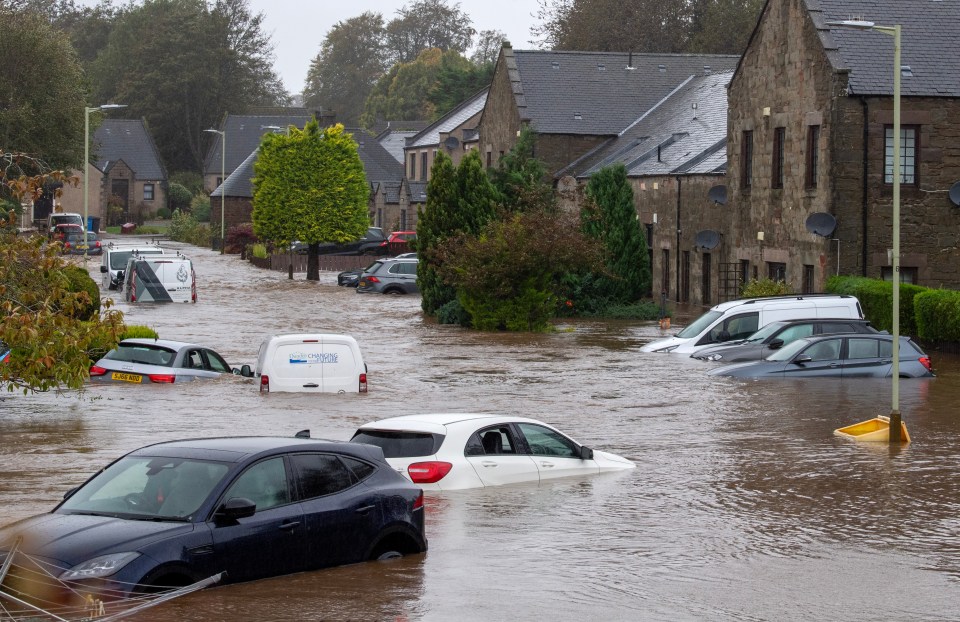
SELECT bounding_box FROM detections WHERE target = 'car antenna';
[295,429,310,438]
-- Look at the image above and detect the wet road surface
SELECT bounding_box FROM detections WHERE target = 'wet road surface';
[2,240,959,620]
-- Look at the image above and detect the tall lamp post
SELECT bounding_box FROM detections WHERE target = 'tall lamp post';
[204,128,226,253]
[828,19,903,442]
[83,104,126,260]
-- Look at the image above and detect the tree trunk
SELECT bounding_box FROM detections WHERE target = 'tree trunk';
[307,243,320,281]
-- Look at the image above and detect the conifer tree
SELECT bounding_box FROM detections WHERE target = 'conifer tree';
[488,126,553,213]
[417,151,458,314]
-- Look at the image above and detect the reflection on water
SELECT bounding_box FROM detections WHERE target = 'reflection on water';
[2,241,959,620]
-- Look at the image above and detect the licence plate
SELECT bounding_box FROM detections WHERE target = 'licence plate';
[111,372,142,383]
[358,280,368,287]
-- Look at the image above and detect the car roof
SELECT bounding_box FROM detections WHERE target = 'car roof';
[772,317,870,325]
[128,436,376,463]
[359,413,545,434]
[710,294,855,312]
[120,338,202,350]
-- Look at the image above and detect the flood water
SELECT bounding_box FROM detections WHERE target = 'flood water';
[2,240,959,620]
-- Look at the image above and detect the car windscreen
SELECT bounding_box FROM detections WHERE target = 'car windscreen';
[675,310,723,338]
[104,343,177,367]
[351,430,444,458]
[743,321,789,343]
[51,215,82,227]
[59,456,230,520]
[110,249,163,269]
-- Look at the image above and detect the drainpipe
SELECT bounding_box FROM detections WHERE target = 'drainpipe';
[675,175,682,298]
[860,97,869,276]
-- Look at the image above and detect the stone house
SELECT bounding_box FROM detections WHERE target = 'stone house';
[725,0,960,294]
[559,71,734,306]
[403,88,488,183]
[477,47,739,176]
[57,118,167,228]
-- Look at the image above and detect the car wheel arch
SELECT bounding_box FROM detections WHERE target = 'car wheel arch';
[136,563,205,593]
[365,524,426,560]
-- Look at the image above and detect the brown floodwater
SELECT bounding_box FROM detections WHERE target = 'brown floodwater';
[2,240,959,620]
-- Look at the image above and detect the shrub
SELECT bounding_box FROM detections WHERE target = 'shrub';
[225,223,257,254]
[61,265,100,321]
[914,289,960,343]
[191,194,211,222]
[121,325,159,339]
[168,171,203,195]
[168,209,212,247]
[436,299,472,327]
[825,275,925,335]
[167,182,192,212]
[251,243,268,259]
[155,207,171,219]
[741,277,791,297]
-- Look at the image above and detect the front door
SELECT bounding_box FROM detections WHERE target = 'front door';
[111,179,130,221]
[515,422,598,481]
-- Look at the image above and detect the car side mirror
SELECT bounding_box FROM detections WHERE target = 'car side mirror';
[769,338,784,349]
[793,354,812,365]
[717,330,731,342]
[579,446,594,460]
[240,364,253,377]
[216,497,256,521]
[117,270,124,282]
[100,265,108,273]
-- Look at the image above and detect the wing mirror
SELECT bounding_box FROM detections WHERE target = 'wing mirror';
[232,364,253,377]
[216,497,256,521]
[793,354,812,365]
[579,446,594,460]
[100,265,108,273]
[768,338,784,349]
[717,330,731,342]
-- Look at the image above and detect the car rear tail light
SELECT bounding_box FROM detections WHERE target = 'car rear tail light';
[89,365,107,376]
[260,375,269,393]
[148,374,176,383]
[407,462,452,484]
[412,491,424,511]
[359,372,367,393]
[919,356,932,372]
[365,276,380,283]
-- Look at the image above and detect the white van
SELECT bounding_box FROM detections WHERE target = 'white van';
[100,243,168,290]
[641,295,863,354]
[254,334,368,394]
[47,212,84,235]
[121,254,196,303]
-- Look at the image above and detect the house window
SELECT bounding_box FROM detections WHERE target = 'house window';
[420,152,428,181]
[143,183,154,201]
[805,125,820,188]
[486,151,492,168]
[701,252,712,305]
[802,264,814,293]
[376,208,383,227]
[661,249,670,298]
[740,259,750,290]
[772,127,785,189]
[400,209,407,230]
[741,131,753,189]
[409,153,416,180]
[884,126,918,184]
[767,262,786,282]
[881,266,918,284]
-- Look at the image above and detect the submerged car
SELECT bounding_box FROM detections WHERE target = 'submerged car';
[0,436,426,606]
[89,339,243,384]
[692,318,879,362]
[62,231,102,255]
[352,414,635,490]
[356,257,419,295]
[708,334,934,379]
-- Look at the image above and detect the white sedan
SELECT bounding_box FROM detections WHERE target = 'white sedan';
[351,414,635,490]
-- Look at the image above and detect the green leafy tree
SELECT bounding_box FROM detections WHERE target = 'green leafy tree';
[362,48,449,127]
[252,122,369,281]
[426,53,494,119]
[417,151,459,315]
[304,12,387,126]
[0,7,87,169]
[90,0,287,172]
[169,171,204,195]
[470,29,507,66]
[488,126,553,213]
[167,182,192,213]
[384,0,475,65]
[581,164,650,303]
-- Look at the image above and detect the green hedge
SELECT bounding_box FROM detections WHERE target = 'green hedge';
[826,275,935,338]
[914,289,960,342]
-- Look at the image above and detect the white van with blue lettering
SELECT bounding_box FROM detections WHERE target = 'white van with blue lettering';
[254,334,368,394]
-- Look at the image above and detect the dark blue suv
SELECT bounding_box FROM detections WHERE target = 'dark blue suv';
[0,436,426,607]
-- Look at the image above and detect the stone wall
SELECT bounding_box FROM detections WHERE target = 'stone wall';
[478,47,523,169]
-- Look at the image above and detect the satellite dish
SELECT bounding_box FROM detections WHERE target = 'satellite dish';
[707,185,727,205]
[694,230,721,250]
[805,212,837,237]
[949,181,960,206]
[443,136,460,150]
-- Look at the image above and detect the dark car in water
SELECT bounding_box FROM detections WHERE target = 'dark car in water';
[0,436,427,606]
[708,334,933,379]
[292,227,388,256]
[692,318,879,363]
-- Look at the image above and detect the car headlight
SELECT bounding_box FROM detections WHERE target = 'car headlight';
[59,552,140,581]
[656,345,679,353]
[704,353,722,361]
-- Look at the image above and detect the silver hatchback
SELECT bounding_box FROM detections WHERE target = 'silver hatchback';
[356,258,419,295]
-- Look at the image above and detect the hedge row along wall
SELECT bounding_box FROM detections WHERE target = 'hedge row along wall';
[914,289,960,343]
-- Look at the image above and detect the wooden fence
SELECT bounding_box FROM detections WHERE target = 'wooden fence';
[248,253,377,273]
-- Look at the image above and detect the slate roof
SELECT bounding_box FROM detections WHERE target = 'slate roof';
[407,89,488,148]
[378,130,420,163]
[93,119,166,180]
[809,0,960,97]
[203,112,313,176]
[563,71,733,179]
[212,128,403,199]
[506,49,739,136]
[407,181,428,204]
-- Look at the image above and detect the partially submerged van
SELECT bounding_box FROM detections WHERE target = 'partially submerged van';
[121,254,196,303]
[100,243,168,290]
[254,334,368,394]
[47,212,84,238]
[641,294,863,354]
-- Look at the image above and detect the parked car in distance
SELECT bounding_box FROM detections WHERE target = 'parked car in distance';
[63,231,102,255]
[641,294,864,355]
[707,334,933,379]
[47,212,84,238]
[100,243,167,290]
[122,254,196,303]
[352,414,635,490]
[291,227,387,256]
[380,230,416,254]
[338,261,379,287]
[89,339,247,384]
[356,257,419,295]
[50,223,83,245]
[692,318,879,362]
[254,333,367,393]
[0,436,426,605]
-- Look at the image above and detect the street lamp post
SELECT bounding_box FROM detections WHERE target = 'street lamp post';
[83,104,126,260]
[828,19,903,442]
[204,128,226,254]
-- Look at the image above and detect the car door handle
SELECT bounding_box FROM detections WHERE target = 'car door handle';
[538,461,555,468]
[355,505,375,515]
[302,383,319,388]
[279,521,300,531]
[480,461,498,467]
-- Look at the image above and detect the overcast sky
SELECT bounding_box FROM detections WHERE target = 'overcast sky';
[243,0,543,94]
